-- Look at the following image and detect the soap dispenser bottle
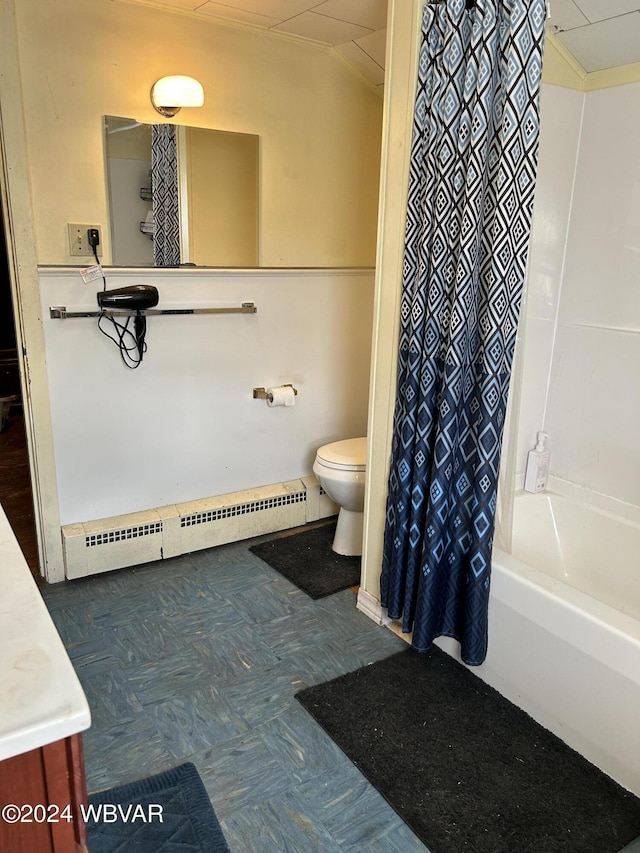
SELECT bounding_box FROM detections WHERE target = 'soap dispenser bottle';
[524,432,550,493]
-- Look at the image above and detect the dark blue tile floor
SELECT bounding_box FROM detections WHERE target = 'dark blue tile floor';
[40,527,427,852]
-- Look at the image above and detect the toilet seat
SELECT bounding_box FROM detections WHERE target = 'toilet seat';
[316,437,366,472]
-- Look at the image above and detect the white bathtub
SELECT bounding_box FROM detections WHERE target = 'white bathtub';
[437,488,640,795]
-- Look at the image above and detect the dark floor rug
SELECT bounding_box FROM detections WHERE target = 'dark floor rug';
[86,763,229,852]
[249,522,361,598]
[296,647,640,853]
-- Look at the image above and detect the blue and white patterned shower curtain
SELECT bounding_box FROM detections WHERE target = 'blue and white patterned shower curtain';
[151,124,181,266]
[381,0,546,665]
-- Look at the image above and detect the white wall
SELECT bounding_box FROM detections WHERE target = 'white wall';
[40,267,373,525]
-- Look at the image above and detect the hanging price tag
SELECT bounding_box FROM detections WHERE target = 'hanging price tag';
[80,265,103,284]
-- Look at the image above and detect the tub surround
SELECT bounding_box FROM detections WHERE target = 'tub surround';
[0,504,90,760]
[516,81,640,508]
[512,481,640,620]
[543,82,640,506]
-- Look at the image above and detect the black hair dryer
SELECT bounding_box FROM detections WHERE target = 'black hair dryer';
[96,285,159,367]
[96,285,159,310]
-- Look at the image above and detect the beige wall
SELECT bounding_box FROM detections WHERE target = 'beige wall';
[185,127,258,266]
[13,0,383,267]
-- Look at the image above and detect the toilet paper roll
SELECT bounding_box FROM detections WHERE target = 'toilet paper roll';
[266,385,296,407]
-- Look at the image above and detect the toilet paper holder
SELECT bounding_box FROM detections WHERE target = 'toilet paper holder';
[253,384,298,401]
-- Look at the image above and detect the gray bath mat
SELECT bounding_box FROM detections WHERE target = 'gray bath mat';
[249,523,360,598]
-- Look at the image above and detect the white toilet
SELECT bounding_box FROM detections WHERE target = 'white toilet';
[313,437,367,556]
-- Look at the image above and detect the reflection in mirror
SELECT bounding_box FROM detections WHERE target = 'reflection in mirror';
[104,116,259,267]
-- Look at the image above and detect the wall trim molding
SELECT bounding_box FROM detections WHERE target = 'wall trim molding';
[361,0,420,602]
[356,587,392,626]
[37,265,375,278]
[0,0,64,581]
[584,61,640,92]
[543,31,587,90]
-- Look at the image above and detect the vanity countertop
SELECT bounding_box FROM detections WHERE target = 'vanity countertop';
[0,506,90,761]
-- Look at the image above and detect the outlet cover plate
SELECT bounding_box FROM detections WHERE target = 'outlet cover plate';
[68,223,102,257]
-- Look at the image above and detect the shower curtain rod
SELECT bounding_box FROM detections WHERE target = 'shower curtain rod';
[430,0,551,18]
[430,0,476,8]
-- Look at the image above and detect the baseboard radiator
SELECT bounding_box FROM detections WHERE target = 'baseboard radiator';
[62,475,337,579]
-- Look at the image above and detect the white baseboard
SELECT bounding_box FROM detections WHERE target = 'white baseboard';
[356,588,392,625]
[357,589,413,649]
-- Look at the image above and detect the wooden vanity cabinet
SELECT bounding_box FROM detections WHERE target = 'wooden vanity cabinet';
[0,733,88,853]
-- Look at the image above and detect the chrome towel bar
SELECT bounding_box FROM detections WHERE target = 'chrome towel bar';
[49,302,257,319]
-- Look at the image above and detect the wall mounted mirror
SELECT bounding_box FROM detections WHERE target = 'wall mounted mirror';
[104,115,259,267]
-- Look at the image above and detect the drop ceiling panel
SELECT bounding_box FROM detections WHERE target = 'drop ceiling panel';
[353,27,387,68]
[547,0,589,30]
[557,11,640,71]
[210,0,318,19]
[274,11,372,44]
[573,0,640,24]
[315,0,388,30]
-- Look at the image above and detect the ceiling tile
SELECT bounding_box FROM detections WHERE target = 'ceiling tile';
[353,28,387,67]
[335,41,385,85]
[195,1,280,26]
[573,0,640,23]
[315,0,388,30]
[207,0,316,21]
[557,11,640,70]
[547,0,589,30]
[274,11,372,44]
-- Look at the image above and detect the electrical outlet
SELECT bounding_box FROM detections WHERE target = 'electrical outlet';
[67,223,102,257]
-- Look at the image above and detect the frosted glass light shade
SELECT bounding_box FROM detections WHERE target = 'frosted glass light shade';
[151,76,204,117]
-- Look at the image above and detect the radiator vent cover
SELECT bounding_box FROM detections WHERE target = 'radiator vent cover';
[62,477,334,579]
[180,490,306,527]
[85,521,163,548]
